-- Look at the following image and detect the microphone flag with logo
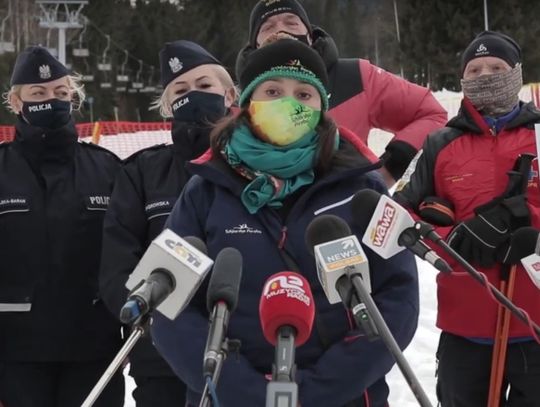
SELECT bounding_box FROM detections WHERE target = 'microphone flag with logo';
[259,271,315,346]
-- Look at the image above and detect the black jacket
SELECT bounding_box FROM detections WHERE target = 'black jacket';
[99,123,206,376]
[0,119,122,362]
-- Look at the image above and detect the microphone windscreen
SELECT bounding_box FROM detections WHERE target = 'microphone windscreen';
[259,271,315,347]
[184,236,208,255]
[206,247,243,313]
[350,189,382,230]
[504,227,540,264]
[305,214,351,254]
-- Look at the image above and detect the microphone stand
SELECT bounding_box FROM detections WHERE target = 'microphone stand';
[265,326,298,407]
[81,315,150,407]
[345,269,434,407]
[199,338,240,407]
[414,221,540,337]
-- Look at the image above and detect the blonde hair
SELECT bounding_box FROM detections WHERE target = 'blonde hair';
[3,73,86,114]
[150,64,238,118]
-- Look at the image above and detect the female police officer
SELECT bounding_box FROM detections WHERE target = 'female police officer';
[99,40,236,406]
[0,46,124,407]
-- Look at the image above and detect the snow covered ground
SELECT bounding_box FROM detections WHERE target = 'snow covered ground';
[386,261,440,406]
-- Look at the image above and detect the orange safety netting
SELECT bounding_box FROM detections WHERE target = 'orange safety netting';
[0,121,172,143]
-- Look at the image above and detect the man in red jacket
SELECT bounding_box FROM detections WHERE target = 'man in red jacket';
[237,0,447,187]
[395,31,540,406]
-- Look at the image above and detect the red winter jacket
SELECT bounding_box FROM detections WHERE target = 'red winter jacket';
[236,27,448,180]
[395,99,540,339]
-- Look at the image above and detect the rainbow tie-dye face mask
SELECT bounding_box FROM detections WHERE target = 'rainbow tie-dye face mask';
[248,96,321,146]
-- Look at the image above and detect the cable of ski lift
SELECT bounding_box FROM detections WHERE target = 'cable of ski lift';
[131,59,144,91]
[97,33,112,71]
[117,49,130,82]
[0,0,15,54]
[73,15,89,57]
[140,66,156,94]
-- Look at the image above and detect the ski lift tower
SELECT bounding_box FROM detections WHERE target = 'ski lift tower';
[36,0,88,64]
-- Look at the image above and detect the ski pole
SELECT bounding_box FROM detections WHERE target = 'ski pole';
[487,264,517,407]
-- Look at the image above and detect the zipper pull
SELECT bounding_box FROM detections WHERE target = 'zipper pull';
[278,226,288,249]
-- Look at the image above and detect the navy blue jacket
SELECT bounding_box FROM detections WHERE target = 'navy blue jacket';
[0,119,122,362]
[151,129,419,407]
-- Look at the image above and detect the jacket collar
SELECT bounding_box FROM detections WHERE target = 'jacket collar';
[449,100,540,136]
[13,117,78,167]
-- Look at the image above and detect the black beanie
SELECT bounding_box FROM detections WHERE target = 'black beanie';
[10,46,70,86]
[461,31,521,73]
[238,39,329,110]
[249,0,311,46]
[159,40,221,88]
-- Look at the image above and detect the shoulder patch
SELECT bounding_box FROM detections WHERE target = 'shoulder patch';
[124,143,169,163]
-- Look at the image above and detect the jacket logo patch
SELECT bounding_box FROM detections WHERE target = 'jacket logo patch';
[225,223,262,235]
[85,195,110,211]
[443,173,473,183]
[0,197,30,215]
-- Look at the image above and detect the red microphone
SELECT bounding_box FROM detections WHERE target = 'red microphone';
[259,272,315,405]
[259,271,315,347]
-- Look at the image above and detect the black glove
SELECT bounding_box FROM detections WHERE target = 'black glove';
[380,140,418,181]
[446,195,530,268]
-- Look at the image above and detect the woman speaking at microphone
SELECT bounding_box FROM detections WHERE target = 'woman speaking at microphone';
[151,37,419,407]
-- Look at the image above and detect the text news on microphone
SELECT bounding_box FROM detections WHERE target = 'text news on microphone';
[150,39,419,407]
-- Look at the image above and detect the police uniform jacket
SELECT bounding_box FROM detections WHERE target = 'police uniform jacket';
[0,118,122,362]
[100,122,206,376]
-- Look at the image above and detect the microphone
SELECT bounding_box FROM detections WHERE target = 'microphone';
[352,189,452,273]
[305,214,371,304]
[305,214,436,406]
[305,215,378,338]
[260,271,315,348]
[260,272,315,407]
[203,247,243,379]
[122,230,213,322]
[512,227,540,289]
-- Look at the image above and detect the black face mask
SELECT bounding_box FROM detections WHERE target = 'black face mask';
[171,91,226,125]
[21,99,72,129]
[268,31,311,46]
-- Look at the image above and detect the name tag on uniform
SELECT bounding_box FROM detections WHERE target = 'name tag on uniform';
[85,195,110,211]
[145,198,174,220]
[0,197,30,215]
